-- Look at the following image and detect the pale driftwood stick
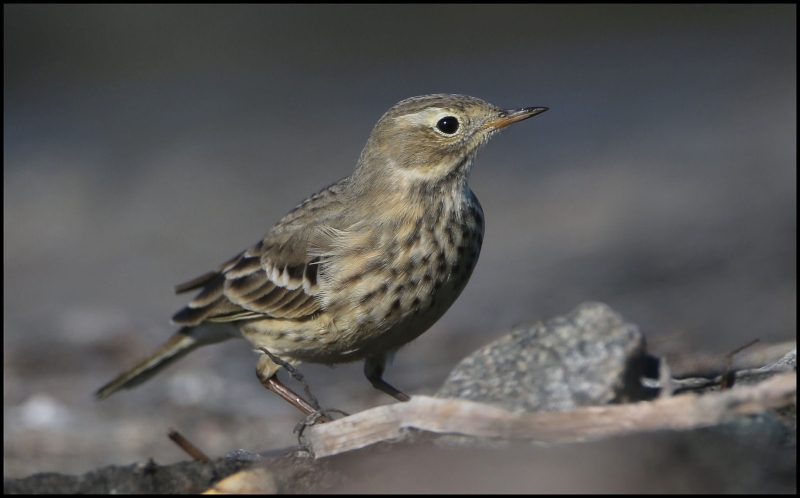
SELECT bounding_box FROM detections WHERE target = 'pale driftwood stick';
[306,372,796,458]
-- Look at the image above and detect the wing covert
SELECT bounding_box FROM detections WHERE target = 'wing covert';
[171,179,350,327]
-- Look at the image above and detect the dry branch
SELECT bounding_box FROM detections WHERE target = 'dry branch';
[168,428,211,463]
[306,372,796,458]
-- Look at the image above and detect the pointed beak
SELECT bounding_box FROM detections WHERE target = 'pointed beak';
[483,106,548,131]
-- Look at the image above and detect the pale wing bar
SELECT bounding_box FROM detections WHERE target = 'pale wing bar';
[171,242,322,326]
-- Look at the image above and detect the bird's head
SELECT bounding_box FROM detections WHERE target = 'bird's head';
[354,94,547,189]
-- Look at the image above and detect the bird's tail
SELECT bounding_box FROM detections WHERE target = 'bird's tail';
[95,326,234,399]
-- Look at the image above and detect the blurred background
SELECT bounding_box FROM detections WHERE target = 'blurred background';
[4,5,796,481]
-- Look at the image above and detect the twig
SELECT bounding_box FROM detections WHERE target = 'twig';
[721,338,760,389]
[658,356,674,398]
[168,428,211,462]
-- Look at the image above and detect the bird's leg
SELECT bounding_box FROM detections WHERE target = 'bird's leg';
[260,374,323,416]
[257,349,331,422]
[364,356,411,402]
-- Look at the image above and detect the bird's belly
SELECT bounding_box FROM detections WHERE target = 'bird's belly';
[257,195,485,364]
[302,238,481,362]
[287,273,470,364]
[357,278,467,354]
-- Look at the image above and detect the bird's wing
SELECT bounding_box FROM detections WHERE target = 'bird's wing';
[171,179,350,326]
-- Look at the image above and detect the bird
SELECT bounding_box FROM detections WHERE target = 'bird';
[96,94,547,416]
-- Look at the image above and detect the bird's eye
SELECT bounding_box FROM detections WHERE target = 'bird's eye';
[435,116,460,135]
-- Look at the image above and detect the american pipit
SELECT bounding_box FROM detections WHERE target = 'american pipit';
[96,94,547,415]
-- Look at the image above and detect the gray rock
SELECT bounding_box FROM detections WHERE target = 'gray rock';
[436,302,647,413]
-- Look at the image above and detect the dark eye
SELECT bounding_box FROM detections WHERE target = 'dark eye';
[436,116,459,135]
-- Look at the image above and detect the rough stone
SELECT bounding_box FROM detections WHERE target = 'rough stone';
[437,302,647,413]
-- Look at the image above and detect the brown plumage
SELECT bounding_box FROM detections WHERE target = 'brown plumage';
[96,94,547,414]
